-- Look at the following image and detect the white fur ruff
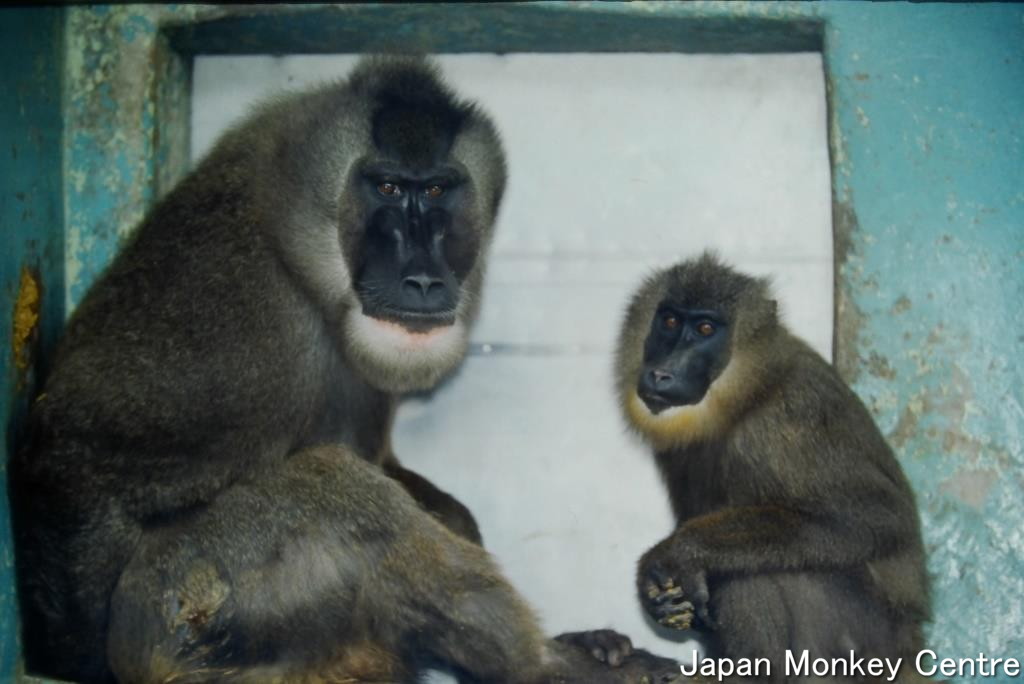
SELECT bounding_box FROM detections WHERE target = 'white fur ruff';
[345,309,468,392]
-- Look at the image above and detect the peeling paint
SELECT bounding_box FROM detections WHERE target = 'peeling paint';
[888,400,921,451]
[867,350,897,380]
[64,6,194,310]
[854,105,870,128]
[831,199,865,383]
[890,295,912,315]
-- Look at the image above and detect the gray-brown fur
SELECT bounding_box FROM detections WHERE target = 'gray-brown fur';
[614,252,929,682]
[13,57,677,684]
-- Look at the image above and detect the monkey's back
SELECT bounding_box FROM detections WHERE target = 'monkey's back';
[14,123,345,682]
[32,158,334,495]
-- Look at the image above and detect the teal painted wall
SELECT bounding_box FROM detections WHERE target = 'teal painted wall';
[1,7,66,681]
[2,3,1021,681]
[823,4,1024,670]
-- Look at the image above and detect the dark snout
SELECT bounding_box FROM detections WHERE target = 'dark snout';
[398,270,454,313]
[358,207,460,330]
[395,207,459,315]
[637,365,709,414]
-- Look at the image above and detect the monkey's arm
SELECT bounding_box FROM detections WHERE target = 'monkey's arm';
[648,361,920,577]
[640,409,919,630]
[638,492,913,631]
[658,492,914,573]
[382,457,482,545]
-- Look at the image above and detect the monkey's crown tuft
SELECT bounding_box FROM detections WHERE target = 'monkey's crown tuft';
[664,251,771,318]
[349,56,476,168]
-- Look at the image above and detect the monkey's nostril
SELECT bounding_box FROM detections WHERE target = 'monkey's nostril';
[651,369,674,387]
[402,274,444,298]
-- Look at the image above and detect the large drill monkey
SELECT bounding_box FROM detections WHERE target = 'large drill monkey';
[14,58,677,683]
[614,253,929,681]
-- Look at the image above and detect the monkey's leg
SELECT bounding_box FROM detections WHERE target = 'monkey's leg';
[16,499,139,683]
[383,456,482,545]
[709,573,903,684]
[382,459,482,684]
[108,445,668,684]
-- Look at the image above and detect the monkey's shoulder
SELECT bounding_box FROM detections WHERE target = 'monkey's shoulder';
[756,342,890,444]
[723,342,905,491]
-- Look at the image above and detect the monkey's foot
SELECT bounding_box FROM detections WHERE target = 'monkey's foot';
[615,648,684,683]
[555,629,635,667]
[549,637,682,683]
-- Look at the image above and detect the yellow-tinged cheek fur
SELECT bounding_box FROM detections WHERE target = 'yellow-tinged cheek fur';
[624,353,750,449]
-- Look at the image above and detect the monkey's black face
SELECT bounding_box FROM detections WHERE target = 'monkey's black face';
[331,74,503,394]
[353,162,479,333]
[637,305,731,414]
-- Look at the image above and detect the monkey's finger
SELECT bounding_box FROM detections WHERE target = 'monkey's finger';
[601,643,631,668]
[650,585,684,605]
[659,612,694,631]
[656,601,695,628]
[606,640,633,667]
[660,618,692,631]
[643,563,679,593]
[651,597,690,621]
[670,599,694,614]
[590,629,633,667]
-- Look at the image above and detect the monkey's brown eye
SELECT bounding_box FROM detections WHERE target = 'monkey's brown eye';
[424,184,445,199]
[697,321,716,337]
[662,314,680,330]
[377,182,400,197]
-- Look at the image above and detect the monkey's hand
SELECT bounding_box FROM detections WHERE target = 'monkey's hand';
[555,629,634,667]
[548,635,683,683]
[637,539,711,631]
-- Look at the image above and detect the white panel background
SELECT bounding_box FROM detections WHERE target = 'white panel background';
[193,54,833,672]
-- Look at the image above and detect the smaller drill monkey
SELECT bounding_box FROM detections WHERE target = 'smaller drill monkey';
[615,253,929,681]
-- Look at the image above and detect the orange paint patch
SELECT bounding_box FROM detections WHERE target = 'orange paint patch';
[12,266,41,387]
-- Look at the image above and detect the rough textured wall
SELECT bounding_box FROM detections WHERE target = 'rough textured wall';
[0,8,66,680]
[63,5,195,311]
[823,4,1024,670]
[5,2,1022,681]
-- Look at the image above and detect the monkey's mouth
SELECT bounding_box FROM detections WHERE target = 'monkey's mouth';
[363,307,457,334]
[637,391,677,415]
[637,387,706,414]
